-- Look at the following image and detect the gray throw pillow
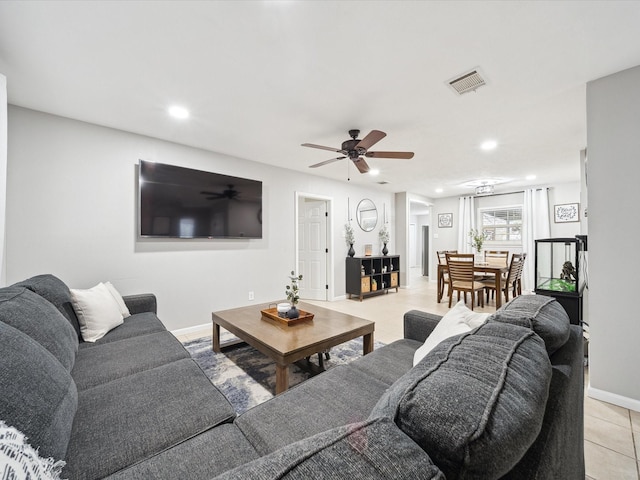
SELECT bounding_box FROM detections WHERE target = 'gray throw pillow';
[0,287,78,370]
[0,321,78,461]
[489,294,570,355]
[370,322,551,480]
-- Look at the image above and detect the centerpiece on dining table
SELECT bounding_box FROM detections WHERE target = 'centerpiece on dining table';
[468,228,489,263]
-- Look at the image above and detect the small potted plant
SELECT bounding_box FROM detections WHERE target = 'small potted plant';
[285,271,303,318]
[379,225,390,256]
[468,228,488,254]
[344,223,355,257]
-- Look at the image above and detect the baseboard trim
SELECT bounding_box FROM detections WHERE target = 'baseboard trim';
[171,322,210,336]
[587,384,640,412]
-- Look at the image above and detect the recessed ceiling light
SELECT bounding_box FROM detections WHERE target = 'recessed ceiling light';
[526,174,537,181]
[168,105,189,119]
[435,188,443,193]
[369,169,380,176]
[480,140,498,151]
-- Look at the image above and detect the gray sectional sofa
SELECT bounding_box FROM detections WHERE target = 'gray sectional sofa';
[1,274,584,479]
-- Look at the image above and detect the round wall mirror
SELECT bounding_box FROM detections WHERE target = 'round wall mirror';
[356,199,378,232]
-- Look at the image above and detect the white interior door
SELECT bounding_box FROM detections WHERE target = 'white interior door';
[298,198,328,300]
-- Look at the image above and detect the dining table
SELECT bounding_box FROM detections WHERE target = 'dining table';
[437,260,510,308]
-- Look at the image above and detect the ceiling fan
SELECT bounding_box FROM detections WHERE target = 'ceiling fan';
[301,129,414,174]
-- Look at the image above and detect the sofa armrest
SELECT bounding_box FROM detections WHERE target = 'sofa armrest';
[123,294,157,315]
[403,310,442,343]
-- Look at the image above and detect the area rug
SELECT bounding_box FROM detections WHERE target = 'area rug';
[183,332,384,414]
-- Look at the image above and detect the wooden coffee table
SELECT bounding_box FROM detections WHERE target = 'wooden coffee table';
[211,301,375,394]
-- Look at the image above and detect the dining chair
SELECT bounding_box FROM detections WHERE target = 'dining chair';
[483,250,509,265]
[445,253,485,310]
[514,252,527,296]
[437,250,457,300]
[482,253,526,304]
[478,250,510,282]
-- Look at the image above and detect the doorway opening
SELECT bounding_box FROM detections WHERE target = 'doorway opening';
[409,200,431,281]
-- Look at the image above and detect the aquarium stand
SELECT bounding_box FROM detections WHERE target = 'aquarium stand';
[536,291,583,325]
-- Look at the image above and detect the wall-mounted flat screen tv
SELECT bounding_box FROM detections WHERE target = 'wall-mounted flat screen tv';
[138,160,262,239]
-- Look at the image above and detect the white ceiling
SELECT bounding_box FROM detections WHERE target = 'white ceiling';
[2,1,640,198]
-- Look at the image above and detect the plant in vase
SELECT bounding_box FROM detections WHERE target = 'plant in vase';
[344,223,355,257]
[468,228,489,255]
[285,271,303,318]
[378,225,390,256]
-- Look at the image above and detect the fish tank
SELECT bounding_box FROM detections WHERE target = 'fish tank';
[534,237,586,296]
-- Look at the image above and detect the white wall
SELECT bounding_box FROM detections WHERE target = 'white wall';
[0,74,6,286]
[6,106,394,331]
[587,65,640,411]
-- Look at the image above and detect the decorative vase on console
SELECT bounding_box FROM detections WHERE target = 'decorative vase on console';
[285,271,303,319]
[379,225,390,256]
[345,223,356,257]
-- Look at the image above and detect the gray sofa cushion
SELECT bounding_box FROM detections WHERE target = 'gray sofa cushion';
[63,358,236,480]
[0,287,78,371]
[236,364,391,456]
[216,417,445,480]
[104,424,260,480]
[77,312,166,348]
[345,338,420,385]
[72,331,190,390]
[13,274,81,337]
[489,294,570,354]
[370,322,552,480]
[0,321,78,461]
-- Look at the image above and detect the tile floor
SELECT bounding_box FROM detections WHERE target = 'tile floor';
[176,267,639,480]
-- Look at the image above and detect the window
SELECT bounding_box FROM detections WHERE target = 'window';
[481,207,522,242]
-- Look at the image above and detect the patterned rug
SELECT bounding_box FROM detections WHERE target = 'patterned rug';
[183,331,384,414]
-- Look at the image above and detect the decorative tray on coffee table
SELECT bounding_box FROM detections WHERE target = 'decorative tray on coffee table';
[260,307,314,326]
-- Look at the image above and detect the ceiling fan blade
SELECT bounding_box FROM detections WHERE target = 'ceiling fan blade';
[309,156,346,168]
[365,151,414,159]
[353,157,370,174]
[356,130,386,151]
[301,143,343,154]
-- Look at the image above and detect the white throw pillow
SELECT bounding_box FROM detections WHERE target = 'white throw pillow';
[0,420,66,480]
[412,300,491,366]
[70,283,124,342]
[104,281,131,318]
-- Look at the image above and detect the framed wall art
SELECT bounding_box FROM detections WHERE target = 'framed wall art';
[438,213,453,228]
[554,203,580,223]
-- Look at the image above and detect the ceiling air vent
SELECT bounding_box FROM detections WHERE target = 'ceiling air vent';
[447,68,486,95]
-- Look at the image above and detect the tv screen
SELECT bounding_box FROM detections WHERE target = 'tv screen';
[138,160,262,239]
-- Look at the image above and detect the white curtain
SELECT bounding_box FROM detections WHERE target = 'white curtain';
[457,196,476,253]
[522,188,550,292]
